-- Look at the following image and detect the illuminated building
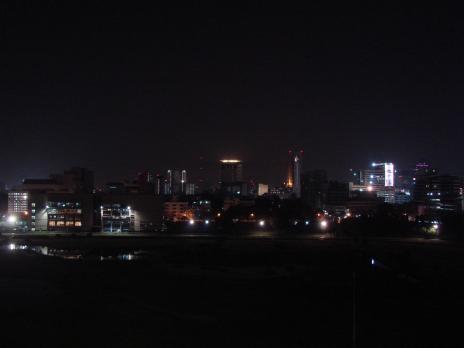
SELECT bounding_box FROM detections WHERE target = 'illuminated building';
[166,169,188,195]
[98,194,164,231]
[286,151,303,198]
[348,162,395,203]
[155,174,165,195]
[45,193,95,232]
[191,199,212,220]
[137,171,155,193]
[220,159,246,196]
[220,159,243,183]
[47,201,83,231]
[258,184,269,196]
[268,186,287,199]
[186,183,196,195]
[348,169,364,185]
[100,204,133,232]
[414,175,464,213]
[363,162,395,191]
[8,191,29,215]
[163,201,190,221]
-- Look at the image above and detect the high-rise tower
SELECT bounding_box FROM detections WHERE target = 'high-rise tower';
[293,153,302,198]
[286,150,303,198]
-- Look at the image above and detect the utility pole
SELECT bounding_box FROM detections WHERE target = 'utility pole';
[352,271,357,348]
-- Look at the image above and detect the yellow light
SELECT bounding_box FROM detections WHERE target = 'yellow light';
[220,159,241,163]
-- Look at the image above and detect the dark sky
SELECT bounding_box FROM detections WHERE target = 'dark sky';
[1,2,463,187]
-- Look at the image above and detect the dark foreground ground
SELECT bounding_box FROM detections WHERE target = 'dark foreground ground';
[0,235,462,347]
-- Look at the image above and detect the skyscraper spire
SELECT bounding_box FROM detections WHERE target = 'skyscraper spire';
[286,150,303,198]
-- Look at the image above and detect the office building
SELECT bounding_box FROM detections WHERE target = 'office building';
[8,191,29,215]
[413,175,464,213]
[220,159,246,196]
[163,201,190,221]
[186,183,196,195]
[220,160,243,183]
[97,193,164,231]
[349,162,395,203]
[137,171,155,193]
[166,169,187,195]
[45,193,94,231]
[100,204,133,232]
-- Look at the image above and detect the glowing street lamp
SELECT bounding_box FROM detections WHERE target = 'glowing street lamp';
[7,215,17,224]
[258,220,265,227]
[320,220,328,229]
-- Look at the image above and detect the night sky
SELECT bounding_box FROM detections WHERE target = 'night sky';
[1,3,463,187]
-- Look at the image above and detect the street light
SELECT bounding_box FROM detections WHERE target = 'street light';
[320,220,328,229]
[7,215,17,224]
[258,220,265,227]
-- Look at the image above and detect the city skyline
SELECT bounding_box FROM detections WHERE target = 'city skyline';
[1,153,458,189]
[0,155,456,196]
[1,4,464,347]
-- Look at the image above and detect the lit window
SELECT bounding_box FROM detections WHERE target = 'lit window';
[56,221,65,226]
[75,221,82,227]
[48,221,56,226]
[66,221,74,226]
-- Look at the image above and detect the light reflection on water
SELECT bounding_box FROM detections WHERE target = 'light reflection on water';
[5,243,142,262]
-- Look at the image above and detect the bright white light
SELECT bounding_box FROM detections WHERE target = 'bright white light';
[8,243,15,251]
[384,163,394,187]
[7,215,17,224]
[371,258,375,265]
[189,219,195,225]
[205,220,210,225]
[127,206,131,210]
[259,220,265,227]
[305,220,309,226]
[367,186,373,192]
[320,220,328,229]
[220,159,241,163]
[433,224,439,230]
